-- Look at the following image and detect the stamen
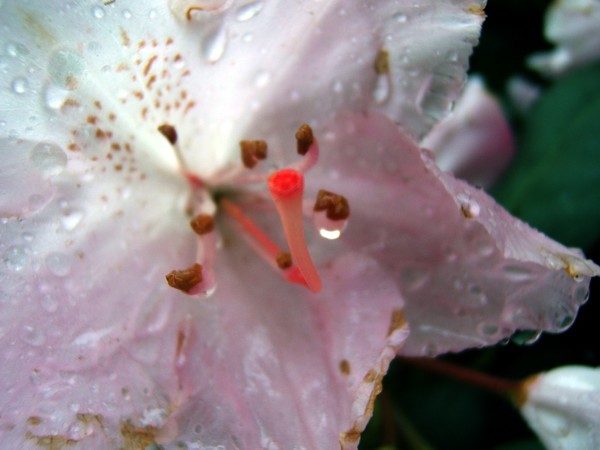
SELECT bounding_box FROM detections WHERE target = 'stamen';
[190,214,215,235]
[276,251,292,269]
[240,140,268,169]
[313,190,350,240]
[166,263,203,293]
[221,198,306,286]
[314,189,350,220]
[291,124,320,174]
[295,124,314,155]
[268,169,322,293]
[158,123,178,145]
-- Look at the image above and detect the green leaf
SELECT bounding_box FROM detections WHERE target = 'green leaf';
[494,62,600,249]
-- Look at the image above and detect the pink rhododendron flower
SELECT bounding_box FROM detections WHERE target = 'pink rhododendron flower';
[529,0,600,76]
[421,77,514,188]
[0,1,598,449]
[520,366,600,449]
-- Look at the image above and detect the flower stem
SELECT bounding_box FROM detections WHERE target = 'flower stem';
[397,356,522,398]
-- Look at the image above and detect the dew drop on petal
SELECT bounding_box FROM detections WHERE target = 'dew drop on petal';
[11,77,28,94]
[43,84,69,110]
[122,8,132,19]
[477,322,499,338]
[48,49,86,90]
[45,252,72,277]
[22,326,45,347]
[3,245,30,272]
[235,1,263,21]
[502,265,537,282]
[332,80,343,94]
[201,26,227,63]
[91,5,105,19]
[394,13,408,23]
[148,9,157,19]
[511,329,542,346]
[254,70,270,88]
[61,209,84,231]
[400,266,429,291]
[30,142,67,176]
[372,74,390,104]
[242,32,254,43]
[40,294,59,313]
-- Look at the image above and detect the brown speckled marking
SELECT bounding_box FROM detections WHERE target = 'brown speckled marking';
[27,417,42,426]
[276,251,292,269]
[374,49,390,75]
[339,359,351,375]
[120,29,131,47]
[190,214,215,235]
[26,432,77,449]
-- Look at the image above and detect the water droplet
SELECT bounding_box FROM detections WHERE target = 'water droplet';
[61,209,84,231]
[477,322,499,337]
[235,1,263,21]
[502,265,536,282]
[511,329,542,346]
[140,407,168,427]
[48,49,86,90]
[122,8,132,19]
[254,70,270,88]
[573,284,589,304]
[22,232,34,242]
[23,325,45,347]
[30,142,67,176]
[332,80,343,94]
[148,9,157,19]
[394,13,408,23]
[45,252,72,277]
[457,192,480,218]
[41,293,59,313]
[318,229,340,240]
[289,90,300,102]
[91,6,105,19]
[202,26,227,63]
[11,77,28,94]
[372,74,391,104]
[242,32,254,43]
[194,424,203,434]
[5,41,29,57]
[43,84,69,110]
[3,245,30,272]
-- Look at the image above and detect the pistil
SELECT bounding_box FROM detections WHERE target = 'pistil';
[268,169,322,293]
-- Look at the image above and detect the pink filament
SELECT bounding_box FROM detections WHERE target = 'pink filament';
[268,169,322,293]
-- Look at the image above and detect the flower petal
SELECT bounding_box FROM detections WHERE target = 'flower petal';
[312,111,598,355]
[421,77,515,188]
[520,365,600,450]
[529,0,600,76]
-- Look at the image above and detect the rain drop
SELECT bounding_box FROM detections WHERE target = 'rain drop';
[457,192,480,218]
[332,80,343,94]
[45,252,72,277]
[394,13,408,23]
[91,6,105,19]
[3,245,30,272]
[400,266,429,291]
[511,329,542,346]
[44,84,69,110]
[372,74,390,104]
[48,49,86,90]
[235,1,263,21]
[502,265,536,282]
[477,322,499,338]
[122,9,132,19]
[242,32,254,43]
[30,142,67,176]
[61,209,84,231]
[202,26,227,63]
[148,9,157,19]
[254,70,270,88]
[41,294,59,313]
[11,77,28,94]
[22,325,45,347]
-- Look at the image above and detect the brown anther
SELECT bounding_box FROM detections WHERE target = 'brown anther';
[276,251,293,269]
[158,124,178,145]
[166,263,203,293]
[374,49,390,75]
[240,140,268,169]
[314,190,350,221]
[190,214,215,235]
[295,124,314,156]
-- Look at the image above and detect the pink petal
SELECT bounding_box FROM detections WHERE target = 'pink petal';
[421,78,515,188]
[312,111,598,355]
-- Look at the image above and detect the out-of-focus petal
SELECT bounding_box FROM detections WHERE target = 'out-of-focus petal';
[313,111,598,356]
[529,0,600,76]
[421,77,515,188]
[520,366,600,450]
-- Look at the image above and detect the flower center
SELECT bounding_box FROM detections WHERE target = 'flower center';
[163,124,349,297]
